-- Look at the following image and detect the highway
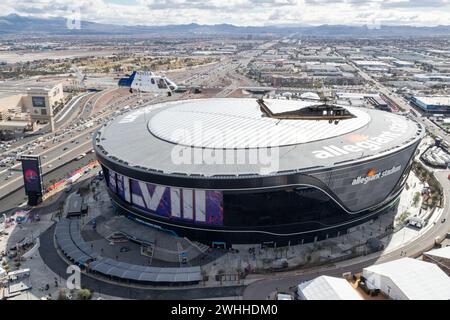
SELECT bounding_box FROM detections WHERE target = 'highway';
[0,52,253,207]
[0,89,149,200]
[0,153,97,214]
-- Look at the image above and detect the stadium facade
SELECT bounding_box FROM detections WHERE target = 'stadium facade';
[94,98,424,247]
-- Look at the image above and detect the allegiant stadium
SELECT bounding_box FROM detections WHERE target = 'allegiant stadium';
[93,98,424,247]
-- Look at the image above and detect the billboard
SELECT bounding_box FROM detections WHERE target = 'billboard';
[107,169,223,226]
[32,96,46,108]
[19,155,43,197]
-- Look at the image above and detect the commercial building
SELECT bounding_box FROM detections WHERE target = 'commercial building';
[297,276,362,300]
[363,258,450,300]
[0,92,32,134]
[411,96,450,115]
[23,83,64,124]
[367,96,389,111]
[0,92,24,119]
[0,82,64,131]
[94,98,423,247]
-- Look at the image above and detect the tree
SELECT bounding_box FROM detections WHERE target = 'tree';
[77,288,92,300]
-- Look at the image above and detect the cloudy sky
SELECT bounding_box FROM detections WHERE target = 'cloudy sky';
[4,0,450,26]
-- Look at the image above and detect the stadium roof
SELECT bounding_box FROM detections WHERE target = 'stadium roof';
[96,98,423,176]
[364,258,450,300]
[298,276,362,300]
[148,99,370,148]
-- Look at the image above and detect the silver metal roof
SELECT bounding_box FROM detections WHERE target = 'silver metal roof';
[55,219,201,284]
[95,98,423,177]
[148,99,371,148]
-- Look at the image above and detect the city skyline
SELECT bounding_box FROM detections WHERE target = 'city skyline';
[3,0,450,28]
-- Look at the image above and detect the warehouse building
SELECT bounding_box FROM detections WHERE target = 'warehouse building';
[0,82,64,132]
[411,96,450,115]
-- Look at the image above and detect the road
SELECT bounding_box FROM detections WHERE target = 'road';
[336,48,450,146]
[0,153,97,215]
[0,48,256,199]
[0,89,151,199]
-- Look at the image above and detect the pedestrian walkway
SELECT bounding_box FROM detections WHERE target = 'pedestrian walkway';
[55,218,202,285]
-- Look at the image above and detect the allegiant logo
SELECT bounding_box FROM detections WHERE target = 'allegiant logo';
[351,165,402,186]
[312,115,409,159]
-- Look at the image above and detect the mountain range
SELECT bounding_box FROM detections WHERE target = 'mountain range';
[1,14,450,37]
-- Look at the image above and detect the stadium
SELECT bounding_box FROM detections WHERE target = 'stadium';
[93,98,424,247]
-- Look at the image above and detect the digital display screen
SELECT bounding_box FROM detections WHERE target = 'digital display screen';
[107,169,223,226]
[32,96,46,108]
[20,157,43,196]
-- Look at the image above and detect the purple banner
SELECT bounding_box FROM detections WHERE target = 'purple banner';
[109,170,223,226]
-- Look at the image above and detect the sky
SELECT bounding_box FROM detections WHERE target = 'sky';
[3,0,450,27]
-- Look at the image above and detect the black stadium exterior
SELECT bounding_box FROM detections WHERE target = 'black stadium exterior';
[93,98,424,247]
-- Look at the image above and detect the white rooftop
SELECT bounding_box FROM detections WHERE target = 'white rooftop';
[414,96,450,106]
[298,276,362,300]
[300,92,321,100]
[364,258,450,300]
[425,246,450,260]
[98,98,422,176]
[354,60,390,67]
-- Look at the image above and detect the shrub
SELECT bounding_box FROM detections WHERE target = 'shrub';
[77,288,92,300]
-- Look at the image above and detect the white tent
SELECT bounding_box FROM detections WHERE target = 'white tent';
[363,258,450,300]
[297,276,362,300]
